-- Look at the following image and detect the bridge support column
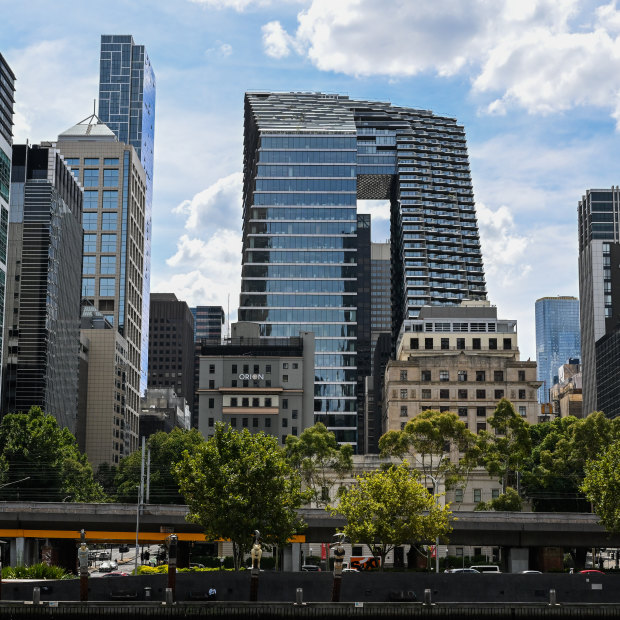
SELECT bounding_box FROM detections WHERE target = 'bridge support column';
[283,543,301,571]
[10,538,26,566]
[507,548,529,573]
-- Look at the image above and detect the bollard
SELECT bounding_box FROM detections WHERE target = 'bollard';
[549,589,558,606]
[32,587,41,605]
[164,588,173,605]
[295,587,304,605]
[144,586,152,601]
[423,588,432,605]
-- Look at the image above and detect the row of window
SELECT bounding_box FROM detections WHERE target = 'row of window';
[409,337,512,351]
[242,265,356,279]
[259,323,357,338]
[64,157,119,166]
[84,233,116,253]
[240,294,356,308]
[399,369,527,382]
[241,309,356,323]
[245,250,356,264]
[81,168,120,188]
[399,404,528,418]
[253,193,357,206]
[454,488,501,503]
[261,136,356,150]
[82,277,116,296]
[248,222,357,234]
[258,165,356,178]
[242,279,357,293]
[249,236,357,249]
[397,387,528,400]
[250,206,357,220]
[83,190,119,209]
[258,150,357,164]
[256,179,357,192]
[83,211,117,231]
[83,255,116,274]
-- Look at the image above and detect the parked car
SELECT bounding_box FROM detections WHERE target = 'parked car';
[470,565,501,573]
[342,568,359,573]
[579,569,605,574]
[520,570,542,574]
[301,564,321,571]
[102,571,129,577]
[98,551,111,561]
[99,561,113,573]
[445,568,480,573]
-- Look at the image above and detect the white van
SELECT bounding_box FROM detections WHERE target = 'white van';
[470,565,501,573]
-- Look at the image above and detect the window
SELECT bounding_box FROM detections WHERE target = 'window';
[208,417,214,427]
[494,370,504,381]
[457,371,467,382]
[410,337,419,349]
[83,255,96,275]
[103,169,119,187]
[282,418,288,428]
[473,489,482,503]
[101,234,116,252]
[84,158,99,166]
[283,363,289,369]
[241,397,249,406]
[518,389,526,399]
[441,338,449,350]
[282,399,288,409]
[252,397,260,407]
[476,389,486,399]
[83,169,99,187]
[400,405,408,417]
[104,158,119,165]
[265,398,272,407]
[424,338,433,350]
[242,418,248,427]
[101,212,117,230]
[519,406,527,417]
[456,338,465,350]
[422,389,431,399]
[230,418,237,427]
[494,390,504,399]
[208,398,214,408]
[503,338,512,350]
[253,364,259,373]
[82,278,95,296]
[231,380,237,387]
[292,363,298,369]
[492,489,500,500]
[440,389,449,399]
[64,158,79,166]
[476,371,486,382]
[243,364,249,373]
[282,435,287,444]
[283,374,288,382]
[477,407,486,417]
[209,364,215,374]
[99,278,116,296]
[400,370,408,381]
[400,388,408,399]
[100,256,115,274]
[292,409,298,419]
[455,488,463,503]
[439,370,449,382]
[209,380,215,389]
[83,212,98,230]
[84,234,97,252]
[472,338,481,350]
[232,364,237,374]
[265,418,271,428]
[84,190,98,209]
[230,397,238,406]
[265,364,271,373]
[489,338,497,350]
[518,370,526,381]
[421,370,431,381]
[102,190,118,208]
[458,389,467,399]
[457,407,467,417]
[477,422,486,433]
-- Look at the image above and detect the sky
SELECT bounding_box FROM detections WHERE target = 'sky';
[2,0,620,361]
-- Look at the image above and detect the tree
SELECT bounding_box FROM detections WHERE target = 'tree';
[379,410,478,490]
[475,487,523,512]
[477,399,530,492]
[285,422,353,508]
[581,438,620,532]
[115,428,205,503]
[332,463,452,570]
[0,406,105,502]
[175,423,306,570]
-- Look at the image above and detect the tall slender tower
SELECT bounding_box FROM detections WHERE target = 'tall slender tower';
[98,35,155,394]
[241,93,486,449]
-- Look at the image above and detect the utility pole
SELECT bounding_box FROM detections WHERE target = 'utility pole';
[134,437,146,575]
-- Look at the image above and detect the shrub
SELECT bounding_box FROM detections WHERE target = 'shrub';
[1,563,71,580]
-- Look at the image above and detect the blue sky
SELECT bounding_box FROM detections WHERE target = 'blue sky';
[3,0,620,361]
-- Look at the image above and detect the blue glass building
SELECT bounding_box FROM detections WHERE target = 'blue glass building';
[535,296,581,403]
[241,93,486,448]
[98,35,155,394]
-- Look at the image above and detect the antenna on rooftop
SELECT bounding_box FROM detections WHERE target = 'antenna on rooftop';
[93,99,96,115]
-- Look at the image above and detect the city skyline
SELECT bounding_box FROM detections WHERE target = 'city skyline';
[5,1,620,361]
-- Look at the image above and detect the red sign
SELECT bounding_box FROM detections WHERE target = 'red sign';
[321,543,328,560]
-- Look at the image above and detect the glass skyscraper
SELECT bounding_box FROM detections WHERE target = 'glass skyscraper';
[535,296,581,403]
[241,93,486,448]
[98,35,155,394]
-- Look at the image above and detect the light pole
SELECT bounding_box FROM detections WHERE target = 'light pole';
[426,474,440,574]
[0,477,30,490]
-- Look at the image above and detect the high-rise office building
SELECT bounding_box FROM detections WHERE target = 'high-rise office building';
[240,92,486,448]
[535,296,580,403]
[578,188,620,416]
[0,55,15,402]
[3,145,83,430]
[370,242,391,371]
[191,306,225,342]
[98,34,155,394]
[148,293,195,412]
[55,114,147,453]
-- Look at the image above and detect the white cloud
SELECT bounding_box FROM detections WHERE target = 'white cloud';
[173,172,243,231]
[5,39,98,143]
[205,41,233,57]
[188,0,305,11]
[262,0,620,123]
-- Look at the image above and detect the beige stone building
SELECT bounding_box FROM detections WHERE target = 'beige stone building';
[384,301,542,434]
[550,362,583,418]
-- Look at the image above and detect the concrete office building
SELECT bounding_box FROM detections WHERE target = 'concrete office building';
[578,188,620,416]
[550,359,583,418]
[535,296,580,403]
[3,145,83,430]
[198,322,314,444]
[79,305,129,467]
[147,293,195,411]
[0,55,15,402]
[98,34,155,394]
[240,92,486,449]
[140,387,190,439]
[55,115,147,454]
[384,301,541,433]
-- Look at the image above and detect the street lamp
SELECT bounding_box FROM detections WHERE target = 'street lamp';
[426,474,440,574]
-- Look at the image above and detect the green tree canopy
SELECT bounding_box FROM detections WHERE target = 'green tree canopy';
[285,422,353,508]
[475,487,523,512]
[0,406,105,502]
[114,428,205,503]
[175,423,306,570]
[379,409,478,490]
[332,463,452,570]
[582,438,620,532]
